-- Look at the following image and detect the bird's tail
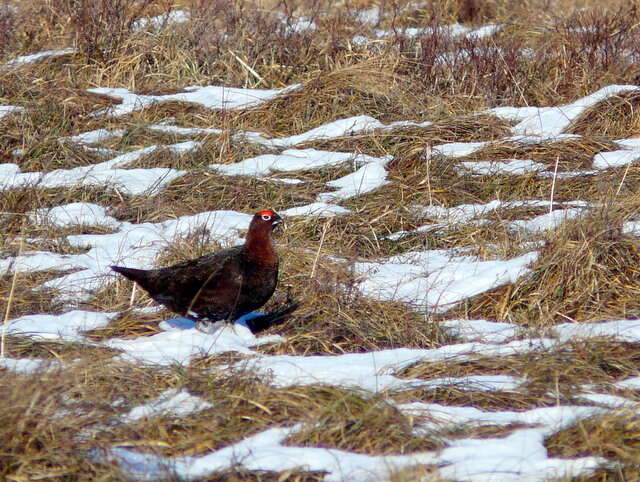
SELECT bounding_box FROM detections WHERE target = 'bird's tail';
[111,265,149,284]
[244,300,300,334]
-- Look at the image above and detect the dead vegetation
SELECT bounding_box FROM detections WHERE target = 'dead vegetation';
[452,204,640,324]
[2,0,640,478]
[285,389,441,454]
[546,410,640,479]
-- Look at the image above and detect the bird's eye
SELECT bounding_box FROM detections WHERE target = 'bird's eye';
[261,214,272,221]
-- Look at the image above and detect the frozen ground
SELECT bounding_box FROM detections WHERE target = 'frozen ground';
[2,36,640,480]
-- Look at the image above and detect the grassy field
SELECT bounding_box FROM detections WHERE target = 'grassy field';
[2,0,640,480]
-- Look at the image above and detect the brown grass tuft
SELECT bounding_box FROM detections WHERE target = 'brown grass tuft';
[452,204,640,325]
[258,250,441,355]
[0,270,67,319]
[286,389,440,454]
[50,0,164,61]
[397,340,640,413]
[570,90,640,139]
[546,410,640,477]
[239,57,414,132]
[0,361,175,480]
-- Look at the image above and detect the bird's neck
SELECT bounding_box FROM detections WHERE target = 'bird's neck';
[245,228,277,265]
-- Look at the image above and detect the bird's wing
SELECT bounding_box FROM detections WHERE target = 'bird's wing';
[149,247,245,320]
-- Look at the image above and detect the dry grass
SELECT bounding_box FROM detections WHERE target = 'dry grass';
[546,410,640,479]
[453,204,640,324]
[396,340,640,412]
[0,361,173,480]
[0,186,124,235]
[4,0,640,478]
[400,341,640,385]
[285,389,441,454]
[81,368,441,458]
[1,334,118,360]
[571,90,640,138]
[108,173,325,223]
[400,386,561,411]
[0,270,67,319]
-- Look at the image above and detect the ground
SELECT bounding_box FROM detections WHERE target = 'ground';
[2,0,640,480]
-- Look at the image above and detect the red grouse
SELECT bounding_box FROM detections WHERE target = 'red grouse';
[111,210,286,330]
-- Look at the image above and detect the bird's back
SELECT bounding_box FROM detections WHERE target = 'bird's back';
[112,208,283,323]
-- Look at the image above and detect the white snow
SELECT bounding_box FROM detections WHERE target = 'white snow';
[623,220,640,236]
[614,376,640,390]
[439,429,604,481]
[615,138,640,149]
[0,250,81,274]
[103,403,606,481]
[233,339,556,392]
[123,388,212,421]
[432,141,488,158]
[5,310,118,342]
[0,357,57,374]
[1,47,76,70]
[261,115,383,148]
[0,141,198,195]
[415,200,499,223]
[133,10,190,31]
[281,202,351,217]
[283,16,316,34]
[354,250,538,312]
[511,84,640,137]
[373,23,501,41]
[578,392,637,408]
[210,149,386,177]
[402,403,605,431]
[509,207,587,233]
[459,159,547,176]
[30,202,121,229]
[106,322,282,366]
[46,166,185,196]
[411,200,589,233]
[318,160,390,201]
[593,148,640,169]
[488,106,545,124]
[64,128,125,145]
[354,8,381,26]
[88,84,300,117]
[210,147,391,202]
[148,115,430,150]
[554,319,640,343]
[400,403,607,480]
[104,425,438,482]
[0,105,24,118]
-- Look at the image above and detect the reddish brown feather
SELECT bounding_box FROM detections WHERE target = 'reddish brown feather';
[111,210,282,323]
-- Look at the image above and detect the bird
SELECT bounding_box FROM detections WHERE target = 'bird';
[111,209,286,331]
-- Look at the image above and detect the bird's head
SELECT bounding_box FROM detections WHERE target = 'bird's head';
[251,209,283,233]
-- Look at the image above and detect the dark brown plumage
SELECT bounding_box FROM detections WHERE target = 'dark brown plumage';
[111,210,283,327]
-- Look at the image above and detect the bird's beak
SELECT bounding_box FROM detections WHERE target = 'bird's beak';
[273,214,284,230]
